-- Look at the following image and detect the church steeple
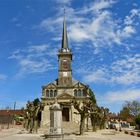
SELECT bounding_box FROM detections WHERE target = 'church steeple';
[58,12,73,87]
[61,11,69,49]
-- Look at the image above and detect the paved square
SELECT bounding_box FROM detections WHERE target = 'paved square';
[0,128,140,140]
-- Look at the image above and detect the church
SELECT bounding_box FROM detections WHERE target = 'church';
[41,15,91,127]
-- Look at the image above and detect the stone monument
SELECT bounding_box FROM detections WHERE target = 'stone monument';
[45,99,63,139]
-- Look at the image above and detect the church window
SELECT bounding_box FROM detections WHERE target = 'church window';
[83,90,86,96]
[74,89,85,97]
[78,89,81,96]
[81,90,83,96]
[54,90,57,97]
[50,90,53,97]
[46,90,49,97]
[46,90,57,98]
[74,89,77,96]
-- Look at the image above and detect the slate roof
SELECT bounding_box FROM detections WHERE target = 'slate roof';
[43,78,87,88]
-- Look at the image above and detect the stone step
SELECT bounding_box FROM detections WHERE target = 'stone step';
[39,121,80,135]
[62,121,79,134]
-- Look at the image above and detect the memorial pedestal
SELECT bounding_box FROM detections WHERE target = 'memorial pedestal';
[45,101,63,139]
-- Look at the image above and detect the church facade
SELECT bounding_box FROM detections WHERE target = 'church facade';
[41,16,90,127]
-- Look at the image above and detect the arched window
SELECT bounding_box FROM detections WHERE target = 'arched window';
[50,90,53,97]
[46,90,49,97]
[83,90,86,96]
[81,90,83,96]
[74,89,77,96]
[54,90,57,97]
[78,89,81,96]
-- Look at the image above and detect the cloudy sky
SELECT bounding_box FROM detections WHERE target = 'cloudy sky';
[0,0,140,113]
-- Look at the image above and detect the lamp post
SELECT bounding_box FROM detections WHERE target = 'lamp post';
[7,109,10,129]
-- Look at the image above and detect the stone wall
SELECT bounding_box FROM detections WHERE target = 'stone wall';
[41,105,50,127]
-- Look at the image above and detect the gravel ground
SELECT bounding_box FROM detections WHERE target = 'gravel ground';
[0,128,140,140]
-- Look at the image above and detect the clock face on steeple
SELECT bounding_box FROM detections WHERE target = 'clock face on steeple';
[62,60,68,69]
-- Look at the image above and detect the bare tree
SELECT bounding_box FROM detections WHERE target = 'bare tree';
[73,87,98,135]
[23,98,44,133]
[125,101,140,117]
[119,100,140,126]
[73,100,90,135]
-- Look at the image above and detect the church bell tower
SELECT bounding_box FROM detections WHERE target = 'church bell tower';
[58,15,72,87]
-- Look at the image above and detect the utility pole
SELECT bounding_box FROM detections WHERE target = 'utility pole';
[13,102,16,126]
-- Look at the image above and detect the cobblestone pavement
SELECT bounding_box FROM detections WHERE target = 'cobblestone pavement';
[0,128,140,140]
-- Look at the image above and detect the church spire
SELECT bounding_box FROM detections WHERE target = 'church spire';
[61,9,69,49]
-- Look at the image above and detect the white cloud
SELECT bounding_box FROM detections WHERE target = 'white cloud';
[8,49,22,59]
[92,0,114,11]
[0,74,7,80]
[19,58,52,74]
[28,44,49,53]
[9,44,57,77]
[76,0,115,14]
[40,0,140,51]
[56,0,72,5]
[68,9,123,48]
[69,11,114,43]
[14,0,140,82]
[82,54,140,86]
[123,26,135,35]
[40,17,63,32]
[69,25,89,42]
[83,69,107,83]
[124,8,140,25]
[117,25,136,38]
[105,89,140,102]
[111,54,140,85]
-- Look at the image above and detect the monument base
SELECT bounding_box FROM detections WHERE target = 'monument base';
[44,134,64,140]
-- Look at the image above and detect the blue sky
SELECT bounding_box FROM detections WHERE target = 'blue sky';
[0,0,140,113]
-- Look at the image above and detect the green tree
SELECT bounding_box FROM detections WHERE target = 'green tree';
[33,98,40,106]
[119,100,140,126]
[119,107,131,121]
[87,88,96,104]
[135,115,140,129]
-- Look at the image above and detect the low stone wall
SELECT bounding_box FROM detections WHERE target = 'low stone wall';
[123,130,140,137]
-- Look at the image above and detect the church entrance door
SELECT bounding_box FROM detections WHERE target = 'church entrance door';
[62,107,69,121]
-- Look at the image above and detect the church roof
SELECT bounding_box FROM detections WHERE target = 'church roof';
[42,78,87,88]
